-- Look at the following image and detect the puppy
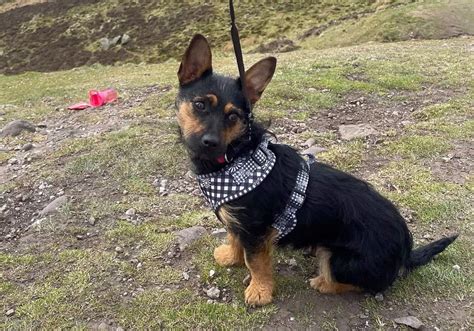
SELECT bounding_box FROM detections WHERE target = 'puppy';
[175,34,458,306]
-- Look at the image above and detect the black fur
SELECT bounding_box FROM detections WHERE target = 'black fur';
[176,34,458,295]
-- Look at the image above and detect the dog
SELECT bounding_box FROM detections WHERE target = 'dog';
[175,34,458,306]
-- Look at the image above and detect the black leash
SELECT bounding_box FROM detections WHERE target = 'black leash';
[227,0,254,163]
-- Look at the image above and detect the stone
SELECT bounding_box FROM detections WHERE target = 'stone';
[182,272,190,281]
[99,38,111,50]
[206,287,220,299]
[288,258,298,268]
[374,292,384,302]
[125,208,136,216]
[115,246,123,253]
[38,196,67,217]
[22,143,34,151]
[0,120,36,137]
[452,264,461,271]
[121,33,131,45]
[209,269,216,278]
[211,228,227,240]
[302,145,327,156]
[111,35,121,45]
[5,308,15,317]
[394,316,423,329]
[175,226,207,251]
[339,124,377,140]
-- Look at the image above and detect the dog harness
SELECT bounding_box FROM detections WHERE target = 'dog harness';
[197,138,314,241]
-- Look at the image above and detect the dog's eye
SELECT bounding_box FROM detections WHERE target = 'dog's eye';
[193,101,205,111]
[228,113,239,122]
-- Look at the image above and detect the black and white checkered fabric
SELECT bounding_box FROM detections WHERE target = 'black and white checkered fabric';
[196,138,315,241]
[197,138,276,211]
[272,156,314,241]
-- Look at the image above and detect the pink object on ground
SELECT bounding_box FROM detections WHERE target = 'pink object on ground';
[67,102,91,110]
[89,88,118,107]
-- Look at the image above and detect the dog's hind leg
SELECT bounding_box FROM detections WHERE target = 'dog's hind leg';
[214,232,244,267]
[243,231,276,306]
[309,247,361,294]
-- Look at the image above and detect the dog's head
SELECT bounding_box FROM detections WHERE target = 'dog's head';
[176,34,276,165]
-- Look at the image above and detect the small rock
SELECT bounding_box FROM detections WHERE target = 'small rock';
[111,35,122,45]
[394,316,423,329]
[211,228,227,239]
[5,308,15,317]
[116,327,124,331]
[303,137,316,148]
[289,317,295,321]
[206,287,220,299]
[175,226,207,251]
[121,33,131,45]
[308,87,317,92]
[88,216,96,225]
[302,145,327,155]
[8,158,18,165]
[339,124,378,141]
[0,204,7,213]
[115,246,124,253]
[38,196,67,217]
[209,269,216,278]
[374,292,384,302]
[182,272,190,281]
[359,314,368,319]
[22,143,34,151]
[99,38,111,50]
[136,262,142,269]
[288,258,298,268]
[0,120,36,137]
[76,234,85,240]
[452,264,461,271]
[125,208,136,216]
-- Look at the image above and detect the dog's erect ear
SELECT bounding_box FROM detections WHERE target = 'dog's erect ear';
[244,57,276,104]
[178,34,212,86]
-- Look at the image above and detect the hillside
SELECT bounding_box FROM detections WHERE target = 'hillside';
[0,0,473,74]
[1,0,473,329]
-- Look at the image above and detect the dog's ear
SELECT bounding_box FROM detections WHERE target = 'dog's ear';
[178,34,212,86]
[244,57,276,104]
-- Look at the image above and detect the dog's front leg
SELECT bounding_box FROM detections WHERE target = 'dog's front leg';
[243,236,274,306]
[214,232,244,267]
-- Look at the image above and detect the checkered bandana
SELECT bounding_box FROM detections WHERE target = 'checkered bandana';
[196,138,315,241]
[197,138,276,211]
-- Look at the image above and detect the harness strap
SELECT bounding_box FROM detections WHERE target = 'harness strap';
[272,155,315,241]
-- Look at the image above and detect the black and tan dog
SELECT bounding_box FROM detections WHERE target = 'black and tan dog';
[175,34,458,306]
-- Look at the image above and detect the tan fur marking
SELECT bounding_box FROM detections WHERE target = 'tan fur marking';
[223,103,245,145]
[206,94,218,107]
[177,102,204,138]
[217,205,244,230]
[244,229,277,306]
[214,232,244,267]
[309,247,361,294]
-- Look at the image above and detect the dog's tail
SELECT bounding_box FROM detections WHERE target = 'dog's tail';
[405,234,458,270]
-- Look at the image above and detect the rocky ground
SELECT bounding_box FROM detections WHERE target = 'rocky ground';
[1,37,473,329]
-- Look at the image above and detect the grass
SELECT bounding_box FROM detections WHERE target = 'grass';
[1,35,473,329]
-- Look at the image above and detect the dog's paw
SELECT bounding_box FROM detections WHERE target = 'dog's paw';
[214,244,243,267]
[310,275,360,294]
[245,281,273,306]
[309,275,328,292]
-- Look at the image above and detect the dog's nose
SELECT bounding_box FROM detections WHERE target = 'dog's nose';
[201,134,219,148]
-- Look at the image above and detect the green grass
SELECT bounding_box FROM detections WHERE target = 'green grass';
[370,161,469,223]
[383,135,451,159]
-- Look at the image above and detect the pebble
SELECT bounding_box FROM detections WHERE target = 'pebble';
[452,264,460,271]
[5,308,15,317]
[206,287,221,299]
[288,258,298,268]
[182,272,190,281]
[303,137,316,148]
[115,246,124,253]
[125,208,136,216]
[209,269,216,278]
[22,143,34,151]
[374,292,384,302]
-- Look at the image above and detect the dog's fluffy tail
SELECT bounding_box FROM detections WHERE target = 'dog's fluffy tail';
[405,234,458,270]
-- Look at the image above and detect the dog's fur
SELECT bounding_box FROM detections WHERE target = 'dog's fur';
[175,34,458,306]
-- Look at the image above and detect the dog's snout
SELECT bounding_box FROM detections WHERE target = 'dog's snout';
[201,134,219,148]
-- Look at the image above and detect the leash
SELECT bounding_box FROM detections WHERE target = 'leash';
[227,0,254,163]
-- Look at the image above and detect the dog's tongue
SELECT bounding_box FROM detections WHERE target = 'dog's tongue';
[216,155,226,164]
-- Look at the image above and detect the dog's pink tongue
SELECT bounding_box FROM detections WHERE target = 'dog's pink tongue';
[216,155,226,164]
